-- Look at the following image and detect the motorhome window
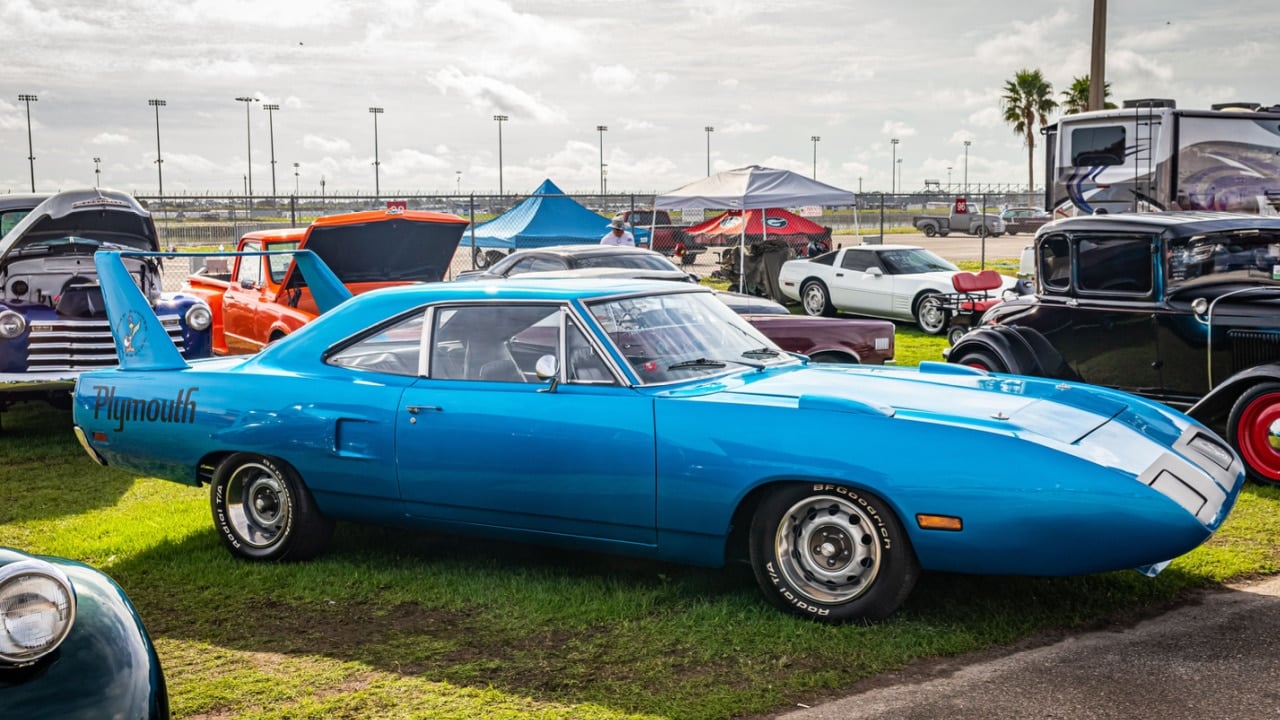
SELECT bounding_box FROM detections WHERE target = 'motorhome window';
[1076,235,1152,295]
[1071,126,1126,166]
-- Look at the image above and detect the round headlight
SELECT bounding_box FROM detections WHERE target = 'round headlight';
[185,303,212,332]
[0,310,26,340]
[0,559,77,665]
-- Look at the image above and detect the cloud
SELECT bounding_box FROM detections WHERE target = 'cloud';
[303,134,352,154]
[430,66,566,123]
[719,121,767,134]
[590,65,637,93]
[881,120,916,138]
[975,9,1075,67]
[967,107,1003,129]
[90,132,130,145]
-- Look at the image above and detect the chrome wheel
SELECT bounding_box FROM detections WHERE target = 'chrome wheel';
[773,495,881,605]
[915,294,948,334]
[225,462,291,549]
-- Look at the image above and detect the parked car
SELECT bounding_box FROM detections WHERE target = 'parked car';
[776,244,1019,334]
[455,244,690,282]
[911,198,1005,237]
[1001,207,1053,235]
[71,254,1242,623]
[0,546,169,719]
[0,189,213,421]
[457,246,895,364]
[947,211,1280,485]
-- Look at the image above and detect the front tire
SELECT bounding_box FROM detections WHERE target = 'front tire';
[211,453,334,561]
[914,293,948,335]
[921,224,937,238]
[951,348,1007,373]
[1228,382,1280,486]
[748,483,919,623]
[801,280,836,317]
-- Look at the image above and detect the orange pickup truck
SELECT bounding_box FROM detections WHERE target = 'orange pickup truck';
[185,208,467,355]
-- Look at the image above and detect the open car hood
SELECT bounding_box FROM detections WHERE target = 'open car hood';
[0,189,156,266]
[282,209,469,289]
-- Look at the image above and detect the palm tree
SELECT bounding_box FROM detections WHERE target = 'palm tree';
[1060,76,1117,114]
[1002,69,1058,192]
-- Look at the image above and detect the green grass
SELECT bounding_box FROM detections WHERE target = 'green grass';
[4,356,1279,718]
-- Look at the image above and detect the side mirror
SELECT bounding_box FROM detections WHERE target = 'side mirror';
[535,354,560,392]
[239,278,256,290]
[865,267,883,277]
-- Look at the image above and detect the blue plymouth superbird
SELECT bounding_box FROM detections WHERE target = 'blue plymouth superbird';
[69,250,1245,622]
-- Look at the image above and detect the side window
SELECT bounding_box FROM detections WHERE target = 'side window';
[1076,236,1153,295]
[235,241,262,287]
[430,304,561,382]
[840,250,877,272]
[327,311,425,376]
[0,209,30,236]
[506,256,565,276]
[1039,235,1072,291]
[1071,125,1126,166]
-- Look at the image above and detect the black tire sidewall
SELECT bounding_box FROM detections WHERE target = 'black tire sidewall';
[748,483,918,623]
[211,453,301,561]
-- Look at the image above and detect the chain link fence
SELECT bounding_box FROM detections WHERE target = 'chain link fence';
[140,189,1041,291]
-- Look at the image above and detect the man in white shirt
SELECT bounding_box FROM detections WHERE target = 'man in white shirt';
[600,218,635,246]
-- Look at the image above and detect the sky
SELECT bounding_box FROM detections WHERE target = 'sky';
[1,0,1277,198]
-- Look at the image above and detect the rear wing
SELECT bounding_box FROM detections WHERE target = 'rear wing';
[95,249,351,371]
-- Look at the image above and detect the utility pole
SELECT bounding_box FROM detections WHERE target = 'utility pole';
[264,103,280,196]
[235,96,258,196]
[368,107,384,199]
[148,99,166,197]
[18,94,37,191]
[1089,0,1107,111]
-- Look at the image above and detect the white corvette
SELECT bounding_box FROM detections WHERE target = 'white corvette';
[777,244,1018,334]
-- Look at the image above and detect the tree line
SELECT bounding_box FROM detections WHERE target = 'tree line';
[1001,71,1116,192]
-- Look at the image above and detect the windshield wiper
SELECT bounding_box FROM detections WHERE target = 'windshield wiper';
[667,357,764,371]
[741,346,780,359]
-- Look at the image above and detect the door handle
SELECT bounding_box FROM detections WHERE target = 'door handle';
[406,405,442,414]
[836,272,844,277]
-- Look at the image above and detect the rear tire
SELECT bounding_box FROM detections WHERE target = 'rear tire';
[748,483,919,623]
[1227,382,1280,486]
[921,224,937,238]
[211,453,334,561]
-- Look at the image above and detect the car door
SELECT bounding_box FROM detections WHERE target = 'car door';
[1035,232,1162,393]
[394,302,658,547]
[827,249,894,316]
[222,240,266,354]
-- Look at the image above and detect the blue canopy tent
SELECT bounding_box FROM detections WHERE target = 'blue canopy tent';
[465,179,650,258]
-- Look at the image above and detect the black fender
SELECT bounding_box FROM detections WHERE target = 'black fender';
[1188,362,1280,425]
[947,325,1076,379]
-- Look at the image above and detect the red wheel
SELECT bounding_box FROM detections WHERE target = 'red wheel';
[953,349,1005,373]
[1228,383,1280,485]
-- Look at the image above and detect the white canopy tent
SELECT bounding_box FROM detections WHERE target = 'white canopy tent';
[654,165,858,291]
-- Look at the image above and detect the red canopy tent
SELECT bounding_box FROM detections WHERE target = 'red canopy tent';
[682,208,832,256]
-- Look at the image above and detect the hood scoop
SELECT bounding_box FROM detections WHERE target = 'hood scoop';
[798,393,895,418]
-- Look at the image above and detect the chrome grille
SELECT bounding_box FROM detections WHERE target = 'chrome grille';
[1228,330,1280,374]
[26,314,188,370]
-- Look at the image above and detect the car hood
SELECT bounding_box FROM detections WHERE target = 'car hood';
[0,189,157,265]
[284,211,468,288]
[709,362,1155,448]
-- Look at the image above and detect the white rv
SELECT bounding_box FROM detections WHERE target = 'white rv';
[1044,99,1280,217]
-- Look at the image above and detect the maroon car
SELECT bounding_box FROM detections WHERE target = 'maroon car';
[456,246,895,365]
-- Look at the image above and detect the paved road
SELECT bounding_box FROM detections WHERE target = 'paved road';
[770,575,1280,720]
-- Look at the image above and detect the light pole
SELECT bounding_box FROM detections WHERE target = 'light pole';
[293,162,299,195]
[148,99,165,197]
[704,126,714,176]
[811,136,820,179]
[235,96,257,196]
[320,175,326,201]
[596,125,608,195]
[263,103,280,196]
[493,114,508,195]
[889,138,900,195]
[896,158,903,196]
[93,157,101,187]
[18,94,37,191]
[963,140,971,195]
[368,107,384,199]
[602,163,608,195]
[455,170,461,194]
[947,165,953,189]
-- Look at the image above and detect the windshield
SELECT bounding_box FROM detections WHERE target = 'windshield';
[1167,230,1280,289]
[586,291,791,384]
[880,248,958,274]
[576,253,679,271]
